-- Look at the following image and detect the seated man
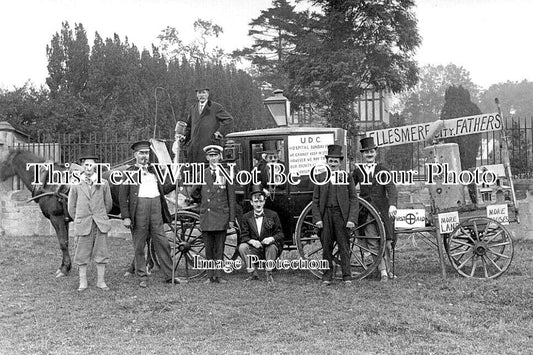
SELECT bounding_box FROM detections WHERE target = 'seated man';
[238,185,284,284]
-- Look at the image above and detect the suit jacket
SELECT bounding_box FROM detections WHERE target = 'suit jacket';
[118,165,176,228]
[68,178,112,236]
[181,100,233,164]
[352,163,398,240]
[258,160,288,192]
[240,208,284,253]
[190,167,236,231]
[312,171,359,225]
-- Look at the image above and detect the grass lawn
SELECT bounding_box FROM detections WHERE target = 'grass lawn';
[1,232,532,354]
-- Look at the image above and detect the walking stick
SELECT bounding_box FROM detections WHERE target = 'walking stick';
[172,121,188,286]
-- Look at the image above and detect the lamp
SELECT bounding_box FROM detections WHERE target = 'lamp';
[264,89,291,126]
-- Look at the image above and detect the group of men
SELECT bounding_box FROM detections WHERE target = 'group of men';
[67,84,398,292]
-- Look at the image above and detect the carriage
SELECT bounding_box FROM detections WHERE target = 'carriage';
[164,109,518,281]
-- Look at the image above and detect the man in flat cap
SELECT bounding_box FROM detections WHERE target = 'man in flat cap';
[190,145,236,283]
[119,140,185,288]
[68,154,113,291]
[238,184,284,284]
[175,86,234,164]
[312,144,359,285]
[352,136,398,282]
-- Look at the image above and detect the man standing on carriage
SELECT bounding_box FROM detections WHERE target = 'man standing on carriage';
[190,145,236,283]
[119,140,186,288]
[312,144,359,285]
[175,86,234,164]
[352,137,398,282]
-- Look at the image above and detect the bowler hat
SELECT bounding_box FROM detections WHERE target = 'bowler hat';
[262,141,278,155]
[203,144,223,155]
[195,86,210,92]
[325,144,344,159]
[131,140,151,152]
[78,155,99,164]
[360,137,377,151]
[250,184,266,198]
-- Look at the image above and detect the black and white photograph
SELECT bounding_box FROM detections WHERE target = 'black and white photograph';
[1,0,532,353]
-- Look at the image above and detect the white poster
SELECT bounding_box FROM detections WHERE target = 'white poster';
[438,211,460,234]
[288,134,335,176]
[486,204,509,225]
[395,209,426,229]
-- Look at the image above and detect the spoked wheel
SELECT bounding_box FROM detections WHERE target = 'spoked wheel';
[152,211,240,280]
[295,198,386,280]
[445,217,514,279]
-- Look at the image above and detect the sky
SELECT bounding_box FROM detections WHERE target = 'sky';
[0,0,532,90]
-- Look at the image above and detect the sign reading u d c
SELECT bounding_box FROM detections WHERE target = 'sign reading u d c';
[365,113,503,148]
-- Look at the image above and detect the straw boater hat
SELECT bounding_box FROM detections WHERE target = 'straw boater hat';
[131,140,151,152]
[203,145,223,155]
[325,144,344,159]
[359,137,377,151]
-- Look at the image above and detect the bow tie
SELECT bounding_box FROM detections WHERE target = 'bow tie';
[254,213,264,219]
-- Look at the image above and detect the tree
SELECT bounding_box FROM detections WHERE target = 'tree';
[395,64,480,124]
[440,85,482,170]
[285,0,421,134]
[233,0,303,93]
[479,80,533,117]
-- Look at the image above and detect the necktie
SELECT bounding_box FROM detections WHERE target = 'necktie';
[254,213,264,219]
[210,169,216,181]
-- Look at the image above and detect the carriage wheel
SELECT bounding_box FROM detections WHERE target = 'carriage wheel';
[445,217,514,279]
[151,211,240,280]
[295,198,386,280]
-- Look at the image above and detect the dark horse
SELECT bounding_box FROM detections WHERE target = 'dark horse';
[0,149,122,277]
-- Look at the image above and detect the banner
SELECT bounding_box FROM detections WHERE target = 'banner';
[365,113,503,148]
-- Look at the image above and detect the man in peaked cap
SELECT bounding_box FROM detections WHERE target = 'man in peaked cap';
[68,153,113,291]
[312,144,359,285]
[352,136,398,282]
[175,86,234,164]
[119,140,186,287]
[190,144,236,284]
[238,184,284,284]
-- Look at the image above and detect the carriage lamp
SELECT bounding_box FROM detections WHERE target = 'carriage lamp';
[264,89,291,126]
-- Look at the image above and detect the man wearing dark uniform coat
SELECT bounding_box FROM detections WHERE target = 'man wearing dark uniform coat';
[312,144,359,285]
[119,140,186,288]
[176,86,234,164]
[352,137,398,282]
[190,145,236,283]
[238,185,284,284]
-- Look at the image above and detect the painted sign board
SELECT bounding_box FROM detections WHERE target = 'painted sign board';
[288,133,335,175]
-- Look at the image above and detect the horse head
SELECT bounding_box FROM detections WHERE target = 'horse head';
[0,150,21,181]
[0,149,47,189]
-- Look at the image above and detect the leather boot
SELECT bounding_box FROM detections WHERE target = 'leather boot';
[96,264,109,290]
[78,265,88,291]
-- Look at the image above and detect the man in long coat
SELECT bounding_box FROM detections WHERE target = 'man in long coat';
[352,137,398,282]
[177,87,233,164]
[190,145,236,283]
[312,144,359,285]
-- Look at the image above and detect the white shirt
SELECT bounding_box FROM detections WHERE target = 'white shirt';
[138,166,160,198]
[254,212,264,234]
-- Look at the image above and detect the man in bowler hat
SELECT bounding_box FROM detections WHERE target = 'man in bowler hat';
[176,86,234,164]
[238,185,284,284]
[119,140,186,287]
[312,144,359,285]
[353,136,398,282]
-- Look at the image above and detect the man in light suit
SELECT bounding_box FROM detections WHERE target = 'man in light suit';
[119,140,185,288]
[238,185,284,284]
[68,155,112,291]
[176,86,233,164]
[190,145,236,283]
[312,145,359,285]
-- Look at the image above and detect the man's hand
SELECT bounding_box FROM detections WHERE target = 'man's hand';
[263,188,271,197]
[389,205,397,218]
[262,237,275,245]
[315,221,323,229]
[346,221,355,229]
[213,131,223,140]
[228,221,235,229]
[248,239,262,249]
[123,218,131,228]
